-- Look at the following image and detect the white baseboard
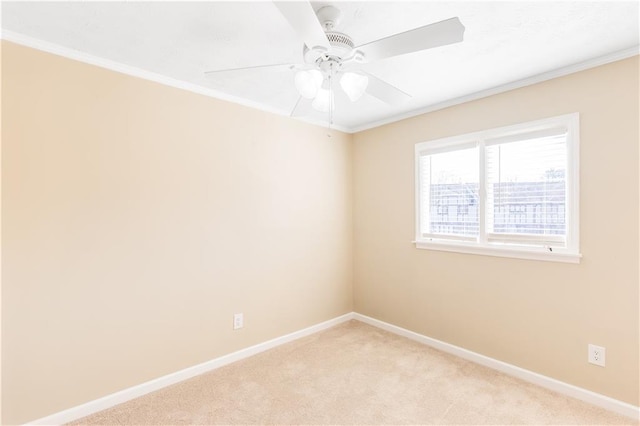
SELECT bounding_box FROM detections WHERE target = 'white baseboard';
[25,311,639,424]
[26,312,355,425]
[353,313,640,421]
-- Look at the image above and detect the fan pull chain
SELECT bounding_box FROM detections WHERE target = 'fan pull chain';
[328,62,334,136]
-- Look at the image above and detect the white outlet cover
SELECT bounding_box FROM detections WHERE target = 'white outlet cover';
[588,344,606,367]
[233,313,244,330]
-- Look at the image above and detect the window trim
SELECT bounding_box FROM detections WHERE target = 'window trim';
[414,113,581,264]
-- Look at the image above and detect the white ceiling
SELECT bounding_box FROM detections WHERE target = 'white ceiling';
[2,1,639,132]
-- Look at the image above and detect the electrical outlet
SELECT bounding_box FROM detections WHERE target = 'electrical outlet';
[588,344,605,367]
[233,313,243,330]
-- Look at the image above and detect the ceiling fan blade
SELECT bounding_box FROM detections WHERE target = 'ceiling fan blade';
[204,63,295,76]
[362,72,411,105]
[290,96,313,117]
[355,17,465,62]
[273,1,330,50]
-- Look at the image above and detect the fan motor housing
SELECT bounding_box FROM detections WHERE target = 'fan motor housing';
[303,31,355,64]
[326,31,354,54]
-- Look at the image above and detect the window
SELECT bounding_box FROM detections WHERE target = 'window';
[415,113,580,263]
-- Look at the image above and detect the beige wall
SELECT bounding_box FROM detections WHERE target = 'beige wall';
[1,41,353,424]
[2,39,639,424]
[353,56,639,405]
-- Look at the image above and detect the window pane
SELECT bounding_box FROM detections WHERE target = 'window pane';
[421,147,479,237]
[486,135,566,241]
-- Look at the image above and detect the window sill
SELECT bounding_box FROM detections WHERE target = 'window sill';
[414,240,582,264]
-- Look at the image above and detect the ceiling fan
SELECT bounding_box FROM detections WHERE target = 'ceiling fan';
[205,2,465,121]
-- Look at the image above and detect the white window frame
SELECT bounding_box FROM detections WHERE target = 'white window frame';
[414,113,581,264]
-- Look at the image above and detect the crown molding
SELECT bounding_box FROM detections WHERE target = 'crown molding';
[0,29,351,134]
[2,30,637,135]
[350,45,640,133]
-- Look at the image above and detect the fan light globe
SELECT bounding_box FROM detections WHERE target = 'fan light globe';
[312,88,334,112]
[340,72,369,102]
[295,70,323,99]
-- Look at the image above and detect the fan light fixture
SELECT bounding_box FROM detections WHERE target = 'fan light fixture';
[206,3,465,123]
[340,72,368,102]
[294,69,323,99]
[294,69,368,111]
[312,87,333,112]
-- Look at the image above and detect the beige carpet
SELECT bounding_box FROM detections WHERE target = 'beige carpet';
[70,320,634,425]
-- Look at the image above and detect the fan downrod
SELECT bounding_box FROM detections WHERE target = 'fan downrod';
[303,5,364,66]
[316,5,341,31]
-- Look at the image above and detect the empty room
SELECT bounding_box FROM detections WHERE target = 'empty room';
[1,1,639,424]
